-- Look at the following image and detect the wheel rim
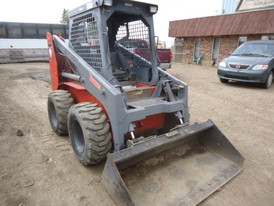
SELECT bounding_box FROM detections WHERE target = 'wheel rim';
[71,119,85,154]
[48,101,58,130]
[267,72,273,88]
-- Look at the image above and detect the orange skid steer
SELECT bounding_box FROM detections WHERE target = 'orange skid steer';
[46,0,244,205]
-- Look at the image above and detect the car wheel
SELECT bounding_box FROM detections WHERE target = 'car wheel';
[261,71,273,89]
[220,78,229,83]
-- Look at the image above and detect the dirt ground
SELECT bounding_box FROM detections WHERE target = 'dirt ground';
[0,62,273,206]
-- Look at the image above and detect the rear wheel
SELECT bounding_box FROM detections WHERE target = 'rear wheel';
[48,90,74,135]
[220,78,229,83]
[261,71,273,89]
[68,103,112,166]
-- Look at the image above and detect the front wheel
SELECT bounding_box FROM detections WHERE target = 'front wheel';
[68,103,112,166]
[261,71,273,89]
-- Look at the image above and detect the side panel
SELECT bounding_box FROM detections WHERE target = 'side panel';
[59,81,166,137]
[157,49,172,63]
[134,48,172,64]
[58,82,107,113]
[0,48,48,63]
[47,32,60,90]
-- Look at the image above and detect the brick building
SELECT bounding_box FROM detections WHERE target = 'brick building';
[169,9,274,66]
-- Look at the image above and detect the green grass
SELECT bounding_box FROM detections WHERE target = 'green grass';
[0,68,5,73]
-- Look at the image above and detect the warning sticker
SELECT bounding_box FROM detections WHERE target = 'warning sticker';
[89,74,102,91]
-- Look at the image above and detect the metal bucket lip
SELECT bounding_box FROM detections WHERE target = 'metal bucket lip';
[110,120,216,166]
[102,120,245,206]
[109,120,244,168]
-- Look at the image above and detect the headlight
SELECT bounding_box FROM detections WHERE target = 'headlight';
[219,61,226,67]
[252,65,269,70]
[150,5,158,14]
[103,0,113,6]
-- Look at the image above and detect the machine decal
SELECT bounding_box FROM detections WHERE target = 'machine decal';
[89,73,102,90]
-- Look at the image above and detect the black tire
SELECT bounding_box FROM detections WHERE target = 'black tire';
[220,78,229,83]
[68,103,112,166]
[261,71,273,89]
[48,90,74,136]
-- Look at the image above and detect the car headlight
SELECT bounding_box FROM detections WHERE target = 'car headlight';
[252,65,269,70]
[219,61,226,67]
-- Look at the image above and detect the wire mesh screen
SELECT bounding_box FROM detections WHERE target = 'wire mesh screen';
[116,20,149,51]
[116,20,152,71]
[70,13,102,72]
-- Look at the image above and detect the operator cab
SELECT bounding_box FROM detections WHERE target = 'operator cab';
[107,13,153,83]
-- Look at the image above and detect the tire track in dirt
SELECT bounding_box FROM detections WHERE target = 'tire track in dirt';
[0,63,115,206]
[1,63,273,206]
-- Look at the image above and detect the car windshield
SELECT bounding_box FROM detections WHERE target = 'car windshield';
[232,42,274,57]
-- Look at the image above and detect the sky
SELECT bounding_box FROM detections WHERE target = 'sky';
[0,0,222,44]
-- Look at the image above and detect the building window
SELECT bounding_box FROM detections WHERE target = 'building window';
[194,37,201,58]
[212,37,221,61]
[174,38,184,63]
[261,35,274,40]
[238,36,247,46]
[261,35,269,40]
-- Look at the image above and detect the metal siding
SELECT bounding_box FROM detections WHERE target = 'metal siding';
[0,39,47,48]
[237,0,274,12]
[222,0,238,14]
[0,48,48,63]
[169,9,274,37]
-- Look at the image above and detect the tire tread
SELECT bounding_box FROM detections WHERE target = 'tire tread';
[69,103,112,165]
[48,90,74,135]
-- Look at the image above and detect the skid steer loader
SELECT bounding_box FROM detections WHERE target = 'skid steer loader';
[46,0,244,205]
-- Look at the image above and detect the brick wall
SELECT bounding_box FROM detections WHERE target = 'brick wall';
[182,37,215,66]
[182,37,194,64]
[218,35,238,62]
[180,34,271,66]
[200,37,213,66]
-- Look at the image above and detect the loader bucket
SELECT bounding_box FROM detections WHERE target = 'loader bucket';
[102,120,244,206]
